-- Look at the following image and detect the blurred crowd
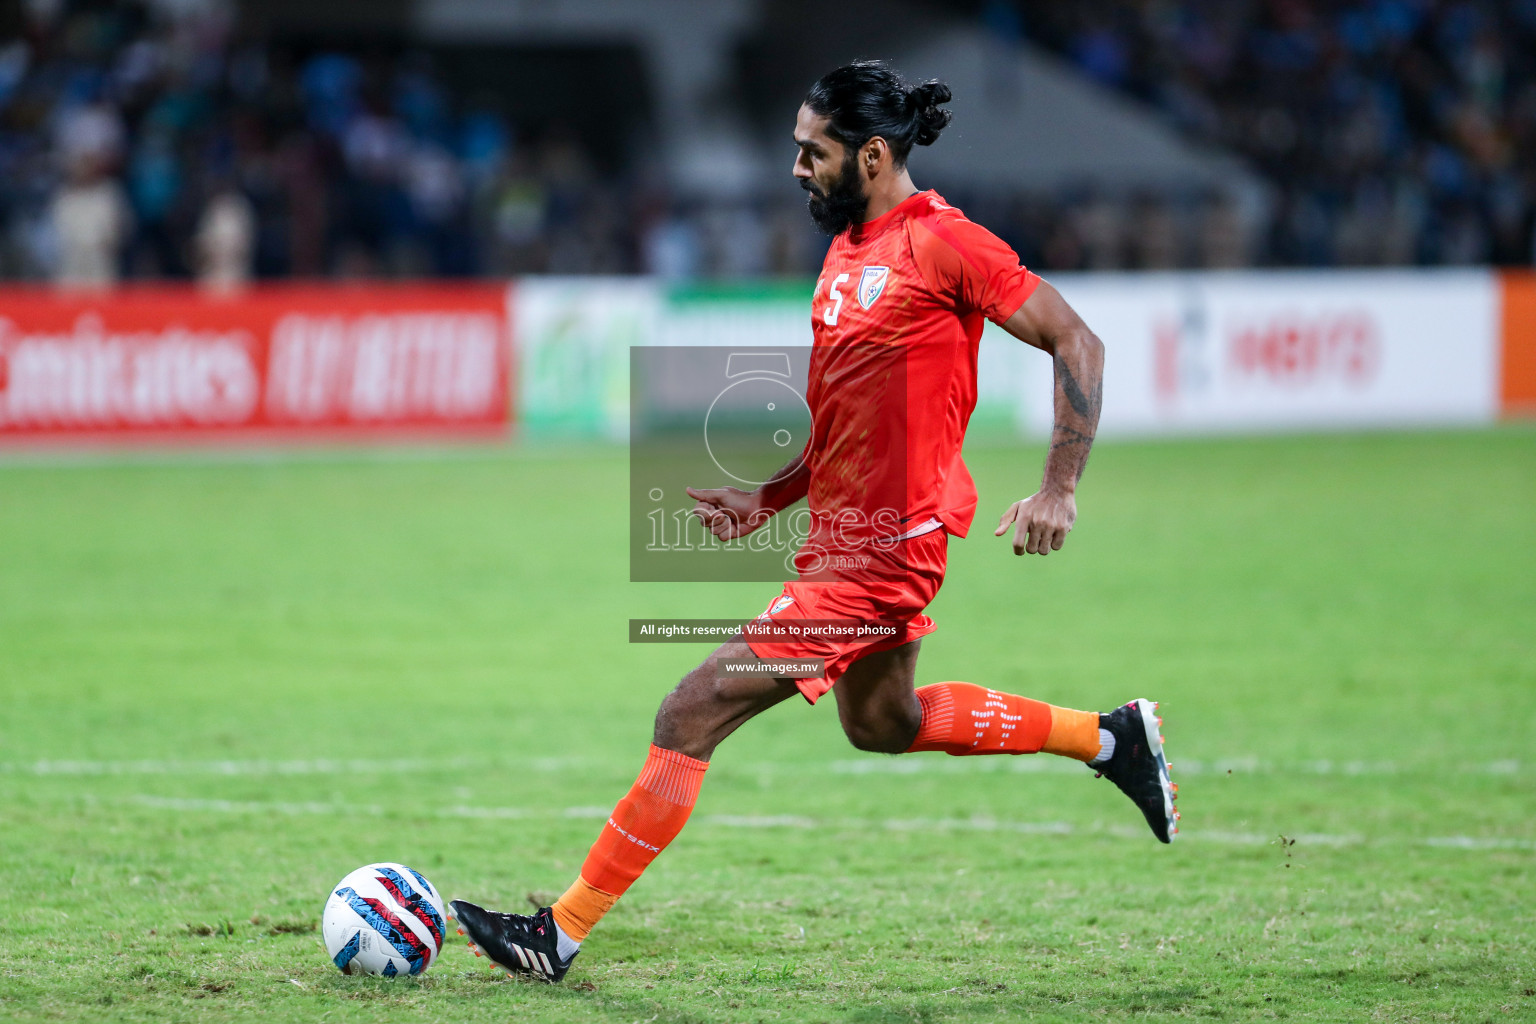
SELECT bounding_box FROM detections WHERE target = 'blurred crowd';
[1023,0,1536,267]
[1,0,1533,287]
[0,0,758,287]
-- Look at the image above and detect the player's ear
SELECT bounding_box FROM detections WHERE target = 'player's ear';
[863,137,886,178]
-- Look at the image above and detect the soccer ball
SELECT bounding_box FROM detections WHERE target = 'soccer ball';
[321,863,447,977]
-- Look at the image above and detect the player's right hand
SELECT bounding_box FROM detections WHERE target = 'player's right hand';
[686,486,772,541]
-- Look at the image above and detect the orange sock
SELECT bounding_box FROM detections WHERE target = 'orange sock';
[550,744,708,942]
[549,877,618,943]
[904,682,1102,762]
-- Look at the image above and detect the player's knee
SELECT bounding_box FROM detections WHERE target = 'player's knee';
[652,666,742,758]
[841,699,921,754]
[652,678,711,755]
[841,717,909,754]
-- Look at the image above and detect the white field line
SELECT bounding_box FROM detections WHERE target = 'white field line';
[103,794,1536,852]
[0,445,521,470]
[3,756,1525,778]
[821,757,1527,778]
[0,756,490,777]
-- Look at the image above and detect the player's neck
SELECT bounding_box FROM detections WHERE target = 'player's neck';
[859,169,920,224]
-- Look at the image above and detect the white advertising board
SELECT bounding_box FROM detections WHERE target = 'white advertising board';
[517,270,1502,441]
[1010,270,1500,437]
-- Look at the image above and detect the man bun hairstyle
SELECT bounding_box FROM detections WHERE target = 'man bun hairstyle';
[907,80,953,147]
[805,60,953,166]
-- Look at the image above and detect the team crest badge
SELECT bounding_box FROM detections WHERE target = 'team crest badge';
[858,266,889,309]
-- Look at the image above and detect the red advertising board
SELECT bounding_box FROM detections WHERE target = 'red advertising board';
[0,284,512,446]
[1501,271,1536,416]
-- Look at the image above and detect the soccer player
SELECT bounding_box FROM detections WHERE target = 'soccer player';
[451,60,1177,982]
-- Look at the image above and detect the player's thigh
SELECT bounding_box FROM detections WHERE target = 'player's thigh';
[832,639,923,739]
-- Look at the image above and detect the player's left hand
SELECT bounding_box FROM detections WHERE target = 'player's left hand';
[995,488,1076,556]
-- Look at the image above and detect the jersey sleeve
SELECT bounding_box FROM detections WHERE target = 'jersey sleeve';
[910,208,1040,324]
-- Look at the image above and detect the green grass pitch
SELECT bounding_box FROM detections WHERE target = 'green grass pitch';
[1,427,1533,1023]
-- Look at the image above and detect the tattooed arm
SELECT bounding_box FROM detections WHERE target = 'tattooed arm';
[993,281,1106,556]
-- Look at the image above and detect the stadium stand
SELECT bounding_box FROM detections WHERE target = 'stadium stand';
[0,0,1531,281]
[1021,0,1536,267]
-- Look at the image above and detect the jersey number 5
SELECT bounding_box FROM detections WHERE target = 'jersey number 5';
[823,272,850,326]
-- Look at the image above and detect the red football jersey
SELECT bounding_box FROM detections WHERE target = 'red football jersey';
[802,189,1039,557]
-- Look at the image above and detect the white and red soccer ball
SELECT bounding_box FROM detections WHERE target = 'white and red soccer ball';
[321,863,446,976]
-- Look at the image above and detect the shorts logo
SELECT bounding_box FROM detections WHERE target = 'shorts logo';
[770,595,795,615]
[858,266,889,309]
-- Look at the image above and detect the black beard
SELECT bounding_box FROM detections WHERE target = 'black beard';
[802,154,867,235]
